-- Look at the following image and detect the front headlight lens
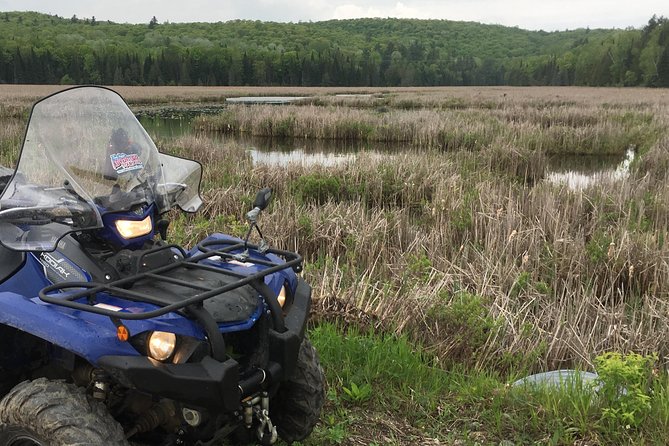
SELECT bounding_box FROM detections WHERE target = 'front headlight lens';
[115,215,153,239]
[147,331,177,361]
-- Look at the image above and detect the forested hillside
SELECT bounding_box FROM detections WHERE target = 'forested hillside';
[1,11,668,87]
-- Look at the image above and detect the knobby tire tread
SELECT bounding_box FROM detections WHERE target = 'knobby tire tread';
[271,338,325,444]
[0,378,128,446]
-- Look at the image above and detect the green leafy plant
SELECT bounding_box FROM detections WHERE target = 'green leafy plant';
[510,271,531,298]
[342,382,373,403]
[407,253,432,284]
[595,351,657,431]
[320,413,348,444]
[292,174,343,204]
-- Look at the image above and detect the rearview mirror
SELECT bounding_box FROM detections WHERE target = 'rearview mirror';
[253,187,273,211]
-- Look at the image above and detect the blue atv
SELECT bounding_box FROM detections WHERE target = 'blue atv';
[0,86,324,445]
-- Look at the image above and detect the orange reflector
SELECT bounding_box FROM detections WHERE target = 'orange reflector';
[117,325,129,342]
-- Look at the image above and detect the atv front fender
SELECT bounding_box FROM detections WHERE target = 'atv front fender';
[0,292,139,362]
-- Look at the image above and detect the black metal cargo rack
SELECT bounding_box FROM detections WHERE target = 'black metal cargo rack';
[38,239,302,324]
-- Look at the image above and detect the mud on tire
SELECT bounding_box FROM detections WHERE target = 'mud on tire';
[0,378,128,446]
[271,338,325,444]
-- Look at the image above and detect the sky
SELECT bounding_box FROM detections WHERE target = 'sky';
[0,0,667,31]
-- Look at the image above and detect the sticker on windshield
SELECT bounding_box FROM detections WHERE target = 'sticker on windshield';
[110,152,143,174]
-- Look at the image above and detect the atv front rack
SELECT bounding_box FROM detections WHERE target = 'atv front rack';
[38,239,302,325]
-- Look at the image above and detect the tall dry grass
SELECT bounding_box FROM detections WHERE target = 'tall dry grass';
[147,89,669,372]
[2,84,669,107]
[4,85,669,374]
[194,101,662,156]
[161,126,669,373]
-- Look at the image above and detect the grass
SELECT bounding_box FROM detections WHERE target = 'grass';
[304,323,669,445]
[3,85,669,443]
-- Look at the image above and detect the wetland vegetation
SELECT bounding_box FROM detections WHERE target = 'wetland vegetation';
[3,85,669,444]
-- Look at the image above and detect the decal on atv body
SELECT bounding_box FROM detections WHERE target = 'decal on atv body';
[37,251,87,283]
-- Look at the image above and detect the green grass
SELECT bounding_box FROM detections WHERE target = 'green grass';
[303,323,669,445]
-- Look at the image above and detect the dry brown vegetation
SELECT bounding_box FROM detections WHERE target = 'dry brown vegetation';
[3,85,669,375]
[2,84,669,105]
[167,135,669,372]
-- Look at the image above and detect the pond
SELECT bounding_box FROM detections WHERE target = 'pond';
[139,115,634,187]
[546,147,634,190]
[139,115,399,167]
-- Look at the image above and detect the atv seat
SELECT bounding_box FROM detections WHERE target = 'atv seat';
[0,244,25,284]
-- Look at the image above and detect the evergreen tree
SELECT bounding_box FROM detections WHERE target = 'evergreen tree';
[657,44,669,87]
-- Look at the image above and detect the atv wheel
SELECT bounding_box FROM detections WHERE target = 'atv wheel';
[271,338,325,444]
[0,378,128,446]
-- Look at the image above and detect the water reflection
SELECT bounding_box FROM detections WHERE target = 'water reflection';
[225,96,308,104]
[546,147,634,190]
[249,148,358,166]
[139,115,636,182]
[245,137,399,166]
[140,116,192,139]
[139,115,399,166]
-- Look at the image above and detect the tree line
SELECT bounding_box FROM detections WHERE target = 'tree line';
[1,11,668,87]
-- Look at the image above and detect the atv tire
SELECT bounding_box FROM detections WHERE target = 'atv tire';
[271,338,325,444]
[0,378,128,446]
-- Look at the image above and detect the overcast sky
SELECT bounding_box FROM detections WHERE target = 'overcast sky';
[0,0,667,31]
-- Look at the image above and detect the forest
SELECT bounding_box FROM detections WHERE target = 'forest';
[1,11,668,87]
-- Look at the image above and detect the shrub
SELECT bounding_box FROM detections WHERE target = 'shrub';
[595,352,656,431]
[426,291,498,364]
[292,173,344,204]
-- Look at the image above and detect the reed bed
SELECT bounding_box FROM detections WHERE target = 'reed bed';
[2,84,669,109]
[152,126,669,373]
[0,115,25,168]
[194,101,663,156]
[3,86,669,375]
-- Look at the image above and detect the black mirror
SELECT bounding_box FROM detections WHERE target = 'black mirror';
[253,188,272,210]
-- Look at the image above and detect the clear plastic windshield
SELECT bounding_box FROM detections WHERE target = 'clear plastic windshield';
[0,86,202,251]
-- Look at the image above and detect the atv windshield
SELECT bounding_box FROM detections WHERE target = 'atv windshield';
[0,86,202,251]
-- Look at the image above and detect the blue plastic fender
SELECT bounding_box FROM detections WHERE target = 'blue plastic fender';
[0,291,208,364]
[0,291,140,363]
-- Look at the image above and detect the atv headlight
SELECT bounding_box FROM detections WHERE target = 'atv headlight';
[147,331,177,361]
[115,215,153,239]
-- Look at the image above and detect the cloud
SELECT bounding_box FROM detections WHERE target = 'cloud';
[332,1,427,19]
[0,0,667,29]
[391,2,427,19]
[333,4,383,19]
